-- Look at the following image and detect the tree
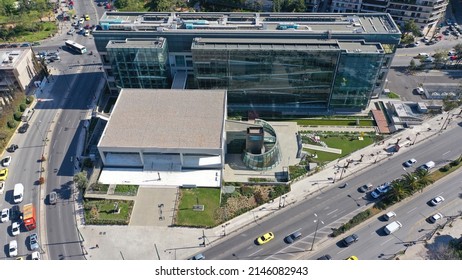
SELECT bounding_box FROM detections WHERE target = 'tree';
[403,20,421,37]
[400,33,415,45]
[414,169,433,190]
[73,171,88,190]
[272,0,282,12]
[387,178,409,203]
[408,59,417,73]
[401,172,420,194]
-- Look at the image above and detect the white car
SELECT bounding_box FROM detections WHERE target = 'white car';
[79,18,84,25]
[29,233,39,251]
[0,181,4,195]
[84,29,90,37]
[31,251,41,260]
[1,208,9,222]
[2,156,11,167]
[403,158,417,167]
[430,196,445,206]
[12,221,20,236]
[9,240,18,257]
[429,213,443,223]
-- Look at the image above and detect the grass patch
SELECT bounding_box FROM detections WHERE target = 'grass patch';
[84,199,134,225]
[114,184,138,196]
[387,92,401,99]
[87,183,109,194]
[175,188,221,227]
[304,136,375,165]
[295,119,375,126]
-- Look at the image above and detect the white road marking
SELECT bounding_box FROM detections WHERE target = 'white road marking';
[248,248,263,257]
[443,151,450,156]
[327,209,338,216]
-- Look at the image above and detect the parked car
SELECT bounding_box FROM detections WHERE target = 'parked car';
[9,240,18,257]
[12,221,20,236]
[430,196,445,206]
[31,251,41,260]
[342,234,359,247]
[29,233,39,250]
[2,156,12,167]
[0,181,4,195]
[1,208,9,222]
[6,144,18,153]
[10,205,21,221]
[257,232,274,245]
[428,213,443,223]
[67,28,75,35]
[345,255,358,260]
[49,191,58,205]
[18,123,29,133]
[190,253,205,260]
[403,158,417,167]
[317,254,332,260]
[0,168,8,181]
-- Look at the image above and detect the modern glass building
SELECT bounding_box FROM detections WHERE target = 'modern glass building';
[93,12,401,116]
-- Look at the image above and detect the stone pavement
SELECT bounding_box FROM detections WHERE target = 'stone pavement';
[75,107,462,260]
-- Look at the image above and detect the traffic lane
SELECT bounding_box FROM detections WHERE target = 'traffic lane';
[313,169,462,260]
[205,128,462,260]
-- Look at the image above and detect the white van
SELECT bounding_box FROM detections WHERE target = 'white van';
[13,183,24,203]
[384,221,402,235]
[421,161,435,171]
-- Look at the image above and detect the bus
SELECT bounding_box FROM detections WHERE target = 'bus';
[65,40,87,54]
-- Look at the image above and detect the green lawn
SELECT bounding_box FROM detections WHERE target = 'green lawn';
[304,136,375,164]
[114,184,138,196]
[176,188,221,227]
[84,199,134,225]
[295,119,375,126]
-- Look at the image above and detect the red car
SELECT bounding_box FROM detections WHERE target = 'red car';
[450,55,458,61]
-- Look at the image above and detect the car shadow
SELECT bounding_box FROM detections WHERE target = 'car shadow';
[375,228,388,237]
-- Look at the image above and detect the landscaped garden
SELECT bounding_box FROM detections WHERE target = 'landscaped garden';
[84,199,134,225]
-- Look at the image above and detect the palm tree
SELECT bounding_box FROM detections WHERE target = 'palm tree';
[402,172,420,194]
[414,168,434,191]
[386,178,409,203]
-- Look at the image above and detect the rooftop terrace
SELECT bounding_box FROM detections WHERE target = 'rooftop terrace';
[99,12,401,35]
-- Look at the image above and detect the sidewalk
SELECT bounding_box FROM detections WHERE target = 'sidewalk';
[77,107,462,260]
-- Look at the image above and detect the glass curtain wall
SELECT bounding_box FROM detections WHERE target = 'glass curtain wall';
[107,42,170,89]
[192,48,340,113]
[330,53,384,110]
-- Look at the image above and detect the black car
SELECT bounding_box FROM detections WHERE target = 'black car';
[358,184,372,193]
[285,231,302,244]
[342,234,359,247]
[7,144,18,152]
[317,254,332,260]
[10,205,21,221]
[18,123,29,133]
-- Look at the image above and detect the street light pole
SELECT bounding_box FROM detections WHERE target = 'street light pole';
[310,213,324,251]
[412,132,420,145]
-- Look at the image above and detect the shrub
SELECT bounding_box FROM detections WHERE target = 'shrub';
[450,159,460,167]
[254,190,264,205]
[239,186,254,197]
[19,103,27,112]
[14,112,22,121]
[7,120,16,128]
[439,165,451,172]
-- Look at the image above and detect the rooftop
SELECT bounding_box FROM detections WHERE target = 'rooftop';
[0,49,28,69]
[98,89,227,150]
[106,37,167,49]
[192,37,383,53]
[98,12,400,35]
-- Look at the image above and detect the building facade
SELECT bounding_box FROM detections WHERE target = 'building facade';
[0,48,39,93]
[94,12,401,117]
[330,0,448,35]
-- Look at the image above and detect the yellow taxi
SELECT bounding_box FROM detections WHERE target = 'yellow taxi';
[256,232,274,245]
[85,15,90,21]
[345,255,359,260]
[0,168,8,181]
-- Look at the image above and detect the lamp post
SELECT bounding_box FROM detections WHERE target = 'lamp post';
[310,213,324,251]
[412,132,420,145]
[374,151,382,164]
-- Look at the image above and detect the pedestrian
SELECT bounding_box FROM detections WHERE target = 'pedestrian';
[96,244,99,248]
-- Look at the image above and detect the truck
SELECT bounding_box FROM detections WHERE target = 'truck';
[384,221,402,235]
[23,203,36,231]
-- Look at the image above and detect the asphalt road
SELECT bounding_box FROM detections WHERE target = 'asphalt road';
[202,125,462,260]
[312,170,462,260]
